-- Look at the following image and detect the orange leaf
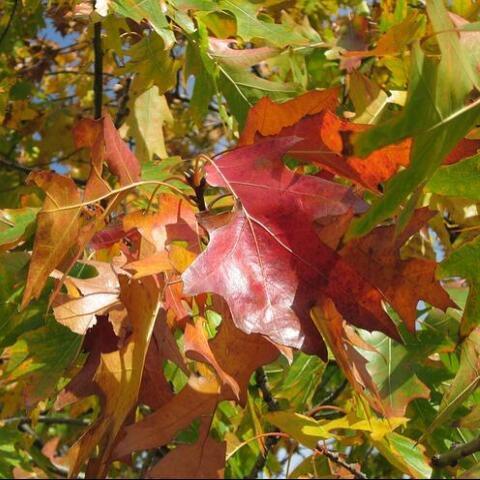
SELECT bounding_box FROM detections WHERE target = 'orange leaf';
[239,88,339,146]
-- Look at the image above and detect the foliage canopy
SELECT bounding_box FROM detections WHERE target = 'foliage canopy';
[1,0,480,478]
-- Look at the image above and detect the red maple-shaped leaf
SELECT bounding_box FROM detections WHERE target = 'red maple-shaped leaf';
[183,138,399,355]
[341,207,455,332]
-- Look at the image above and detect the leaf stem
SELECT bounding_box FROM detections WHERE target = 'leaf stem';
[41,180,195,213]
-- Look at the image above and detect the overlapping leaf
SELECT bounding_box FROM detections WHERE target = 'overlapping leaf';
[183,136,401,355]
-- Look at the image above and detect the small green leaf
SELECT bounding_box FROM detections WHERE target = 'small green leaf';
[113,0,176,47]
[439,237,480,336]
[0,207,38,251]
[127,86,173,162]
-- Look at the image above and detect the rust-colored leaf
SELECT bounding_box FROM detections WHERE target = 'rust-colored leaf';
[113,301,278,458]
[146,417,226,479]
[74,114,141,189]
[21,172,101,309]
[67,276,162,478]
[340,208,455,333]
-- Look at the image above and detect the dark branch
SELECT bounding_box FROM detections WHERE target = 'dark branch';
[308,378,349,417]
[255,367,279,412]
[316,443,368,479]
[0,154,87,186]
[0,0,18,47]
[246,368,280,479]
[93,2,103,119]
[432,436,480,468]
[0,156,33,175]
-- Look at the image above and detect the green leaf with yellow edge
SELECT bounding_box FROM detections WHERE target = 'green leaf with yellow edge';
[172,0,308,48]
[186,19,300,126]
[218,64,300,127]
[350,0,480,238]
[217,0,307,48]
[1,317,82,410]
[439,237,480,337]
[373,432,432,478]
[264,411,332,449]
[303,416,407,442]
[358,330,430,417]
[265,410,406,450]
[270,352,325,410]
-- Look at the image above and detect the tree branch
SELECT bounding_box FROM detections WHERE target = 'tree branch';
[0,0,18,47]
[316,443,368,479]
[246,368,280,479]
[307,378,349,417]
[0,155,33,175]
[432,436,480,468]
[255,367,279,412]
[93,1,103,119]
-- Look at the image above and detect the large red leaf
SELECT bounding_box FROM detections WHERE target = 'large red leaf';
[183,138,400,355]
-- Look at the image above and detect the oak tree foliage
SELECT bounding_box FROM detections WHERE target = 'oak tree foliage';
[1,0,480,478]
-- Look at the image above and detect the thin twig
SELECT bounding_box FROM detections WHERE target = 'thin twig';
[0,154,87,186]
[316,443,368,479]
[432,436,480,468]
[41,180,195,213]
[0,0,18,46]
[0,156,32,175]
[3,415,89,426]
[314,378,349,412]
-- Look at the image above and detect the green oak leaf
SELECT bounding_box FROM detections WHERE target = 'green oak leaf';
[439,236,480,336]
[422,327,480,437]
